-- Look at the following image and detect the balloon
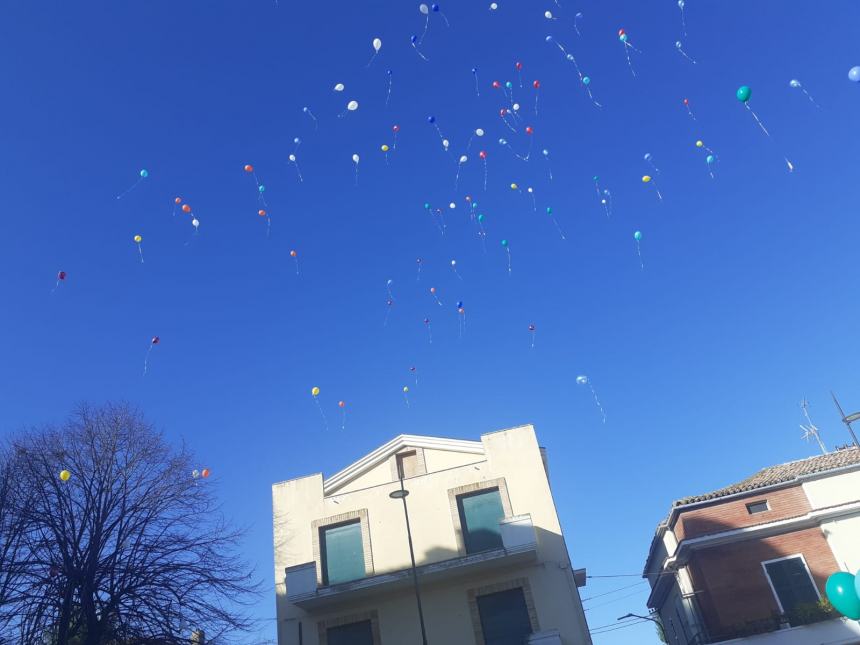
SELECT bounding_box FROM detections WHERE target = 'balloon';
[490,2,497,8]
[620,34,628,42]
[618,28,626,36]
[442,139,449,149]
[174,197,182,204]
[419,3,429,14]
[533,80,540,89]
[525,126,534,135]
[459,155,468,163]
[393,124,400,133]
[139,169,148,178]
[403,386,410,393]
[334,83,345,92]
[476,128,485,136]
[789,79,801,88]
[510,182,518,190]
[290,250,297,258]
[505,81,513,89]
[582,76,591,85]
[515,61,523,71]
[683,98,689,105]
[528,324,536,332]
[456,301,463,308]
[634,230,642,241]
[201,468,210,478]
[151,336,160,345]
[544,10,553,19]
[410,35,418,44]
[427,115,436,123]
[576,375,588,385]
[133,235,142,243]
[57,271,66,280]
[479,150,487,159]
[244,164,254,172]
[182,204,191,213]
[258,185,266,193]
[542,149,549,157]
[736,85,751,102]
[545,35,553,43]
[642,175,652,183]
[373,38,382,51]
[849,67,860,83]
[826,572,860,619]
[695,140,704,148]
[191,218,199,228]
[450,259,457,266]
[706,154,715,164]
[352,153,360,163]
[432,3,439,11]
[644,153,652,161]
[258,209,267,217]
[59,470,71,481]
[338,400,345,408]
[381,144,389,152]
[288,154,296,162]
[347,100,359,111]
[501,239,508,247]
[192,469,200,479]
[311,386,320,397]
[492,80,501,89]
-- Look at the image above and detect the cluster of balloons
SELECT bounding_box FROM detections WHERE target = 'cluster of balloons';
[826,570,860,620]
[191,468,211,479]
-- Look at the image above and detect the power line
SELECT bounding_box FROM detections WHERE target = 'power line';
[583,588,649,612]
[590,619,653,635]
[581,580,646,602]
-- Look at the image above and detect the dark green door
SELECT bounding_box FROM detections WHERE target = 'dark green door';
[327,619,374,645]
[477,587,532,645]
[320,521,365,585]
[458,488,505,553]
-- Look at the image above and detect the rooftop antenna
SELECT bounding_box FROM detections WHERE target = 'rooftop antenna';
[830,391,860,449]
[799,398,827,455]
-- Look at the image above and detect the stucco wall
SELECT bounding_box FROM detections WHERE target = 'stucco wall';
[802,470,860,510]
[272,425,592,645]
[803,470,860,574]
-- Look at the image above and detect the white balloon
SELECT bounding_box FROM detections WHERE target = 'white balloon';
[333,83,345,92]
[449,202,456,209]
[459,155,468,163]
[544,10,553,19]
[289,154,296,162]
[442,139,450,149]
[347,100,359,111]
[576,375,588,385]
[490,2,498,9]
[373,38,382,52]
[419,3,429,14]
[512,103,520,111]
[527,187,534,193]
[191,218,199,228]
[475,128,485,136]
[789,79,801,88]
[450,259,457,266]
[352,154,360,163]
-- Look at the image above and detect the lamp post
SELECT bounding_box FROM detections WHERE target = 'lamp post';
[390,478,429,645]
[617,613,667,642]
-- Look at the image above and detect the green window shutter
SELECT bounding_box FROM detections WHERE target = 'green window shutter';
[321,521,365,585]
[764,557,819,614]
[327,620,374,645]
[477,588,532,645]
[458,488,505,554]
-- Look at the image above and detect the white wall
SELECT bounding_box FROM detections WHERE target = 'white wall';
[802,470,860,509]
[802,470,860,574]
[717,618,860,645]
[821,516,860,573]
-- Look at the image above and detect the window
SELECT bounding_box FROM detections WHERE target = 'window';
[476,588,533,645]
[746,500,769,514]
[396,450,418,479]
[762,555,820,614]
[320,521,365,585]
[326,620,374,645]
[457,488,505,554]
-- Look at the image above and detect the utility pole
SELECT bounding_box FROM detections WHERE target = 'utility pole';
[831,392,860,448]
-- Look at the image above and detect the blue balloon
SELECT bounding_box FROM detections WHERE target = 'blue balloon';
[387,69,392,76]
[706,154,715,164]
[139,169,149,178]
[477,214,484,222]
[644,153,651,161]
[456,301,463,308]
[498,138,507,145]
[546,207,552,214]
[501,239,508,247]
[849,66,860,83]
[471,67,477,74]
[302,106,309,112]
[411,35,418,43]
[545,35,554,43]
[432,3,439,10]
[505,81,513,89]
[582,76,591,85]
[620,34,628,42]
[258,185,265,193]
[427,115,436,123]
[634,231,642,241]
[542,149,549,157]
[826,572,860,619]
[566,54,574,61]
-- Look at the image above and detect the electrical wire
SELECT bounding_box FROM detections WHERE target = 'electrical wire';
[581,580,646,602]
[583,588,649,612]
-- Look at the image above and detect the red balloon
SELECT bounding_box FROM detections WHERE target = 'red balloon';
[533,80,541,89]
[392,124,400,132]
[683,98,689,105]
[525,126,534,135]
[244,164,254,173]
[201,468,210,478]
[182,204,192,213]
[57,271,66,281]
[499,108,507,117]
[515,61,523,70]
[151,336,160,345]
[174,197,182,204]
[479,150,487,159]
[430,287,436,294]
[465,195,472,202]
[290,250,297,258]
[258,209,267,217]
[618,28,626,36]
[338,401,345,408]
[492,80,501,89]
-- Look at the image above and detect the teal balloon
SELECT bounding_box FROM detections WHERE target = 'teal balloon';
[477,214,484,222]
[592,175,599,182]
[826,572,860,619]
[546,207,553,214]
[258,185,266,193]
[139,169,149,178]
[582,76,591,85]
[736,85,751,103]
[706,155,715,164]
[424,202,430,210]
[633,231,642,241]
[505,81,513,89]
[619,34,628,42]
[501,239,508,247]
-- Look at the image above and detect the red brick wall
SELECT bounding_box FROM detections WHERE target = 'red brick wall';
[686,527,838,638]
[674,486,810,541]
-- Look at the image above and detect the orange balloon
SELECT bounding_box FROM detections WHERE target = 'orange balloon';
[258,209,267,217]
[201,468,210,478]
[174,197,182,204]
[244,164,254,173]
[290,250,297,257]
[182,204,192,213]
[338,400,345,408]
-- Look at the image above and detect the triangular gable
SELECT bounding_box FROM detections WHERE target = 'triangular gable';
[323,434,484,495]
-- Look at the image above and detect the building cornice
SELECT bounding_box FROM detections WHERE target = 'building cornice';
[323,434,485,495]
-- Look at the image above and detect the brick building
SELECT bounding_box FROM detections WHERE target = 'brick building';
[643,447,860,644]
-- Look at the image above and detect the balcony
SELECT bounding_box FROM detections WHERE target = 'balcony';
[286,514,537,610]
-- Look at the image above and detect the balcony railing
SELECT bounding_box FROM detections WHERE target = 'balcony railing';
[285,514,537,609]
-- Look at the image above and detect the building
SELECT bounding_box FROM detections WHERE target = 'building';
[643,447,860,645]
[271,424,592,645]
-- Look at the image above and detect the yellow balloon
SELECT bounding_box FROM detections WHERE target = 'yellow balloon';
[642,175,652,183]
[59,470,71,482]
[403,386,409,393]
[381,144,389,152]
[311,386,320,397]
[134,235,142,243]
[510,183,518,190]
[695,140,704,148]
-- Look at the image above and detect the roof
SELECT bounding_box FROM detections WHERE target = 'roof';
[673,446,860,506]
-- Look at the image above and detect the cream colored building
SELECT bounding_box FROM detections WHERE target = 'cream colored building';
[272,424,592,645]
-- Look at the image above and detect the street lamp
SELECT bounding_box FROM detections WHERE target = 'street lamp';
[617,613,666,642]
[390,478,429,645]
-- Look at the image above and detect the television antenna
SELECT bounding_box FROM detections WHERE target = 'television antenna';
[799,398,827,455]
[830,392,860,449]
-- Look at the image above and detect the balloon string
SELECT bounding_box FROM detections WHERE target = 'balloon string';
[412,42,429,62]
[386,76,393,108]
[745,103,771,138]
[636,240,644,271]
[293,257,300,276]
[679,5,687,36]
[551,216,567,240]
[623,43,637,77]
[530,332,536,349]
[291,161,304,183]
[590,384,607,423]
[314,399,329,431]
[483,159,488,192]
[801,88,820,109]
[341,409,346,431]
[404,392,411,408]
[143,345,153,376]
[116,177,143,200]
[419,15,429,44]
[137,245,145,264]
[506,247,512,275]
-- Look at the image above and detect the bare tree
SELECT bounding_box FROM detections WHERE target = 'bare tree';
[4,402,259,645]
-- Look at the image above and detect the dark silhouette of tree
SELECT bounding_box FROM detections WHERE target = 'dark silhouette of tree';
[1,402,259,645]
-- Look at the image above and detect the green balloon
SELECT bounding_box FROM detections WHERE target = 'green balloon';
[546,207,553,214]
[826,572,860,620]
[736,85,751,103]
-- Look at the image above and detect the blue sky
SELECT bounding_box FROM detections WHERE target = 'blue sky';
[2,0,860,642]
